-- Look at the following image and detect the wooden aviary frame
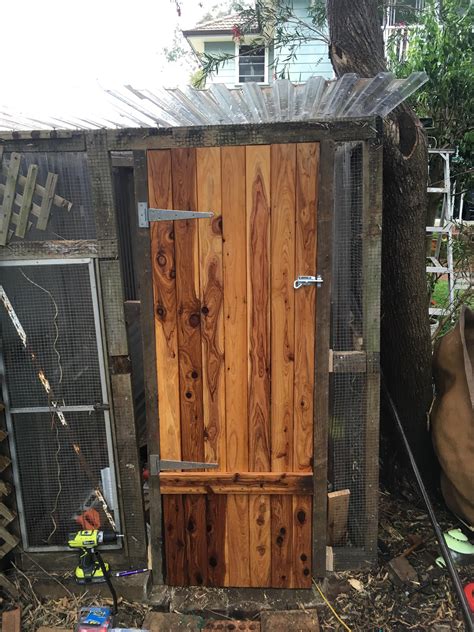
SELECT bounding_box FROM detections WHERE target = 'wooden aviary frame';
[0,119,382,588]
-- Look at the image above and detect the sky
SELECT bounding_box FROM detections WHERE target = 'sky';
[0,0,232,123]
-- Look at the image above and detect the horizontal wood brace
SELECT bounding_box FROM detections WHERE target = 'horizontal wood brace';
[328,350,380,374]
[159,472,313,495]
[329,350,367,373]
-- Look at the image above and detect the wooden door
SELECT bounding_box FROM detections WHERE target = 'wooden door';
[147,142,320,588]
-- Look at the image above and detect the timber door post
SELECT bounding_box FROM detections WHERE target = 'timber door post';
[131,150,164,583]
[312,140,335,577]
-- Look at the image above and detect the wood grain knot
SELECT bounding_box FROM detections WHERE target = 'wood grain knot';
[300,553,307,562]
[187,518,195,533]
[297,510,306,524]
[189,312,201,327]
[156,305,166,319]
[201,305,209,315]
[157,253,167,267]
[209,556,218,567]
[212,216,223,234]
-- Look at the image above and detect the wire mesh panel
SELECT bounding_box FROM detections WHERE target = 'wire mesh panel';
[329,142,374,555]
[1,263,102,408]
[12,411,116,547]
[0,152,96,242]
[0,260,120,549]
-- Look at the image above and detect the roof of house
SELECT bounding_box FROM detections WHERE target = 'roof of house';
[182,14,258,37]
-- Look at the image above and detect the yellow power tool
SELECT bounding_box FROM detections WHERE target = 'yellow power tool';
[67,529,118,584]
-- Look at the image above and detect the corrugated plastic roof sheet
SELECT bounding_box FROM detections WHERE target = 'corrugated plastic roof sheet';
[0,72,427,132]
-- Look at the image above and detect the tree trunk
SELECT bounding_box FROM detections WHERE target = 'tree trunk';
[327,0,435,480]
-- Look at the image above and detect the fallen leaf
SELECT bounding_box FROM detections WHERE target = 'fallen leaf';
[348,578,363,591]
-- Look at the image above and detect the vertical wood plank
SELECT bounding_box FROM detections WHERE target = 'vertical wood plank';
[184,494,208,586]
[171,147,204,463]
[313,140,335,576]
[206,494,227,586]
[0,152,21,245]
[171,147,207,586]
[270,143,296,588]
[196,148,226,469]
[221,146,250,587]
[246,144,271,587]
[148,150,181,461]
[293,142,319,587]
[134,150,163,581]
[15,163,37,237]
[163,495,186,585]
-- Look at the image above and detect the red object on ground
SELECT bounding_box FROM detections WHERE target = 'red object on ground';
[143,467,150,480]
[464,582,474,613]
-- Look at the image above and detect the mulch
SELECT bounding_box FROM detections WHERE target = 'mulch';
[316,488,474,630]
[0,488,472,631]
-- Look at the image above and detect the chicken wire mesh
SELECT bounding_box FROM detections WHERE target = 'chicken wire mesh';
[12,410,117,548]
[0,260,120,549]
[0,151,96,242]
[0,262,102,408]
[329,142,377,558]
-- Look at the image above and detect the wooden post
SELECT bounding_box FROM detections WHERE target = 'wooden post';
[87,131,147,567]
[312,140,335,577]
[132,150,164,584]
[362,135,383,560]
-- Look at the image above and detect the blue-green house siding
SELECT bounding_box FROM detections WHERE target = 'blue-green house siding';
[198,1,333,85]
[274,0,332,80]
[204,41,236,84]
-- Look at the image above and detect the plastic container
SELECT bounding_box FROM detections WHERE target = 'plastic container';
[75,606,113,632]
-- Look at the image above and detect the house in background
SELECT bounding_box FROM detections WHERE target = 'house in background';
[182,4,333,86]
[183,0,426,86]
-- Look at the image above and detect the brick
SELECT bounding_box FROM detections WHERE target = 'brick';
[260,610,320,632]
[143,612,203,632]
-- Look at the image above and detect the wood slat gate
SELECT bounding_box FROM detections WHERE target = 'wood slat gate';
[147,142,321,588]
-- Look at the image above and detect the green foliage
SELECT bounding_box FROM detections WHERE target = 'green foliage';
[388,0,473,181]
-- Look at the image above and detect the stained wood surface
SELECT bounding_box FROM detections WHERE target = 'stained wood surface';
[159,472,313,494]
[196,147,226,469]
[171,148,204,464]
[148,150,181,461]
[163,495,186,585]
[222,146,250,587]
[270,143,296,588]
[246,145,272,587]
[293,142,319,588]
[148,142,321,588]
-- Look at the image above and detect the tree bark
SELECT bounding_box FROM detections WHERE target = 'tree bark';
[327,0,435,480]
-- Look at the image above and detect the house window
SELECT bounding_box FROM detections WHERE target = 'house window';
[386,0,424,26]
[238,45,265,83]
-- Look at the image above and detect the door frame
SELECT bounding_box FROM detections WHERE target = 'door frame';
[129,120,381,584]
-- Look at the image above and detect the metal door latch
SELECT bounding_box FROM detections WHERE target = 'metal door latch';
[293,275,323,289]
[138,202,214,228]
[149,456,218,476]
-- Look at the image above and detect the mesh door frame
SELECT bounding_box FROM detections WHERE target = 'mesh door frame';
[0,257,121,551]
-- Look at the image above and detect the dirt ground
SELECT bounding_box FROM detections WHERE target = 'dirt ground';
[1,488,473,631]
[317,488,473,630]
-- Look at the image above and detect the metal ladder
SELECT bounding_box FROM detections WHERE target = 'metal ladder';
[426,148,456,318]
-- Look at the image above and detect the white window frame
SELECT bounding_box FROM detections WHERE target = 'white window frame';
[235,40,269,85]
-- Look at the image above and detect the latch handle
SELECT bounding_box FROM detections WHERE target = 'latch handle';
[294,275,323,289]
